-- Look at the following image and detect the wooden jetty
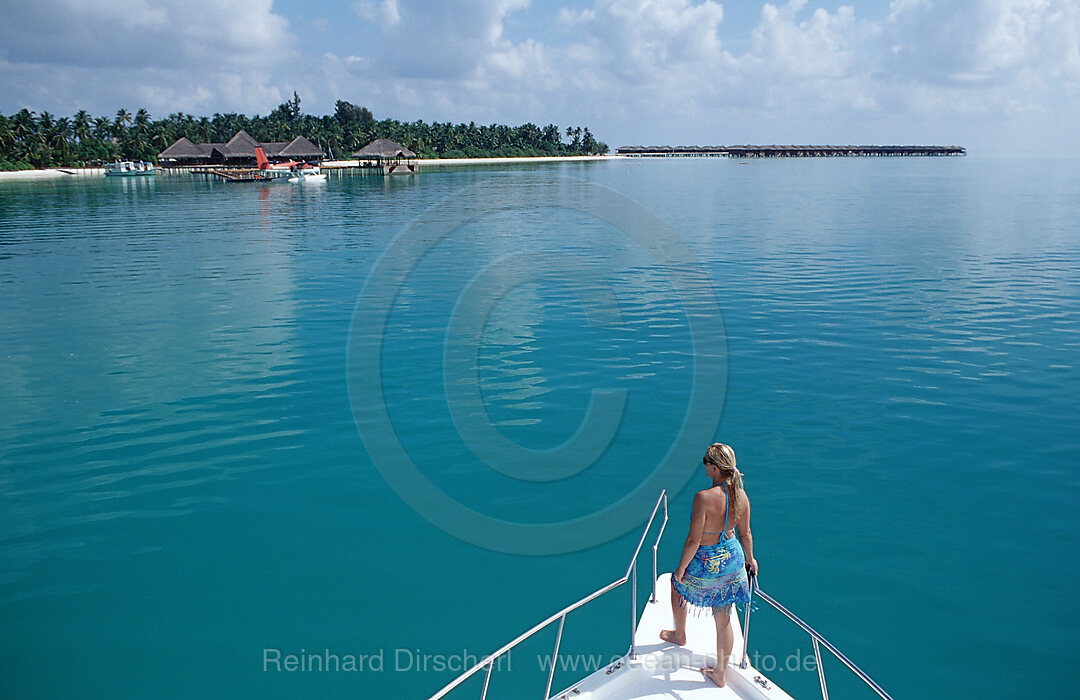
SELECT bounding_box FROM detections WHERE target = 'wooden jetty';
[616,144,965,158]
[319,160,418,175]
[188,167,272,182]
[158,163,405,179]
[159,138,420,179]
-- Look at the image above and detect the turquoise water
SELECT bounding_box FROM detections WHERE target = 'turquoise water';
[1,158,1078,698]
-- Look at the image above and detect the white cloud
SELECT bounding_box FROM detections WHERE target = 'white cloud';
[877,0,1080,135]
[329,0,1079,151]
[355,0,403,27]
[352,0,530,80]
[1,0,1077,152]
[0,0,292,70]
[0,0,293,116]
[750,1,880,80]
[886,0,1080,84]
[558,0,727,79]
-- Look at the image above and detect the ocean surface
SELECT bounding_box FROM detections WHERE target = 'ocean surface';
[1,156,1077,699]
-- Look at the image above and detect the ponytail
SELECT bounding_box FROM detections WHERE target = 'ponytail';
[728,468,743,522]
[705,442,742,521]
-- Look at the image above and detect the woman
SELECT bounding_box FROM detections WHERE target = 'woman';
[660,443,758,688]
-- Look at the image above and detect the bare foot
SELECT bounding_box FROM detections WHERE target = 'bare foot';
[659,629,686,645]
[701,666,726,687]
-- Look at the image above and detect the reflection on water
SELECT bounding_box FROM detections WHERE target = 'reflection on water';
[478,282,546,423]
[0,159,1078,699]
[0,175,301,557]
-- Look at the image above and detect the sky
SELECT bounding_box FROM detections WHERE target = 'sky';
[1,0,1078,154]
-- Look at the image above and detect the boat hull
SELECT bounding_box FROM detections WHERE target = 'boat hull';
[104,171,156,177]
[104,161,156,177]
[549,574,796,700]
[288,173,327,184]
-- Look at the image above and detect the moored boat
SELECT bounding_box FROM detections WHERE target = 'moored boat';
[104,161,156,177]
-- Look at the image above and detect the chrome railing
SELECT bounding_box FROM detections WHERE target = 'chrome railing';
[428,490,669,700]
[428,489,893,700]
[740,574,894,700]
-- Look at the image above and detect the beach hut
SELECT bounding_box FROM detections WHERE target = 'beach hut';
[353,139,416,160]
[157,137,213,166]
[353,139,418,174]
[157,131,325,167]
[274,136,324,161]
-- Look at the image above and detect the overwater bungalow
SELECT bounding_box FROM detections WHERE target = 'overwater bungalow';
[614,144,965,157]
[352,138,418,174]
[158,130,325,167]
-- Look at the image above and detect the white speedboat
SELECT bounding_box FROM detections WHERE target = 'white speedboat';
[104,161,155,177]
[430,491,893,700]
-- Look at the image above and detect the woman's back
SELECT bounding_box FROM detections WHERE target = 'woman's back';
[663,442,756,688]
[698,485,743,545]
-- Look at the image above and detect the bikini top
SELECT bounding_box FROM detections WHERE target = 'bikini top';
[702,486,732,536]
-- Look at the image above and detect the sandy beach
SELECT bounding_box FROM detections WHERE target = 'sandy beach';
[416,154,614,166]
[322,154,616,169]
[1,157,616,181]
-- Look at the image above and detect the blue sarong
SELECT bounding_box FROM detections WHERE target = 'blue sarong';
[673,535,750,615]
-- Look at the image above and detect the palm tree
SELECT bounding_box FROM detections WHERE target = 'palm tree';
[113,108,132,138]
[73,110,91,142]
[93,116,112,140]
[53,117,73,162]
[152,129,173,154]
[0,117,15,156]
[542,124,560,150]
[2,102,607,168]
[124,108,153,159]
[567,126,582,151]
[37,111,55,132]
[9,110,36,162]
[34,112,54,153]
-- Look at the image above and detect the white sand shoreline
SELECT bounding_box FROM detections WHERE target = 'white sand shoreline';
[420,154,614,166]
[0,167,105,181]
[323,155,616,168]
[0,155,619,181]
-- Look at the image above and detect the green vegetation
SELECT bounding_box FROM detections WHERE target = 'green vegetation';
[0,93,608,170]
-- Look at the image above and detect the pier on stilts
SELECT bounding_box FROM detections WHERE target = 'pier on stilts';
[615,144,966,158]
[156,136,421,179]
[159,163,408,180]
[187,167,272,182]
[331,138,419,175]
[318,159,418,175]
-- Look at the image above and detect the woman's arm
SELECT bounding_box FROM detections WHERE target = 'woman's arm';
[736,489,758,575]
[673,492,707,582]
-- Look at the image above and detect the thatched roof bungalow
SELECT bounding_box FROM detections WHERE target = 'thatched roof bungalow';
[352,139,416,161]
[158,130,325,166]
[157,136,209,161]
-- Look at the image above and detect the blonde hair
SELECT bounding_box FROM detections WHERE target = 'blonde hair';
[705,443,743,521]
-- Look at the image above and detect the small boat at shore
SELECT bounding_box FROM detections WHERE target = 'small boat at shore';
[430,491,894,700]
[104,161,155,177]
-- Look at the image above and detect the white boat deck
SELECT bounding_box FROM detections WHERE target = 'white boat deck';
[430,493,890,700]
[549,574,794,700]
